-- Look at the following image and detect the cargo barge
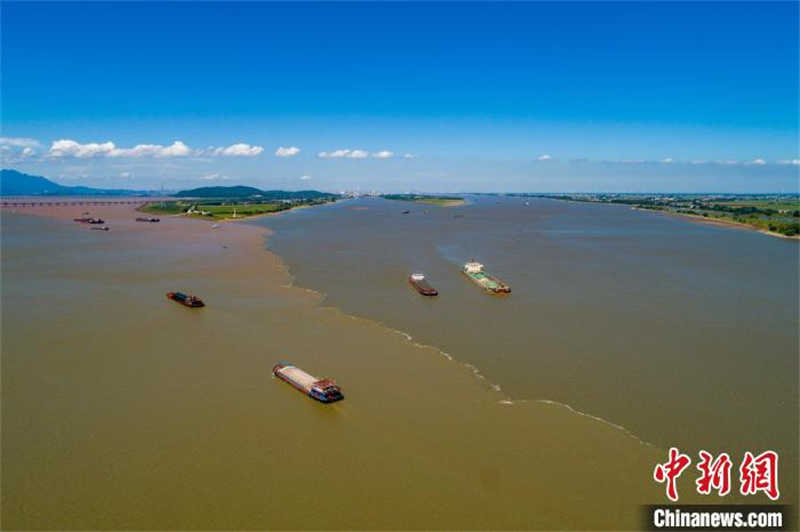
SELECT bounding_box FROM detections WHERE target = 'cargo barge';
[408,273,438,296]
[166,292,205,308]
[462,260,511,294]
[273,363,344,403]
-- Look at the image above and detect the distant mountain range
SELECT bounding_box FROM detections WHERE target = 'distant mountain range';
[0,169,338,200]
[0,169,148,196]
[174,185,338,200]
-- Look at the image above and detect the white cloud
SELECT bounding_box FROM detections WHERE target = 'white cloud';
[49,139,263,158]
[200,173,229,181]
[777,159,800,166]
[317,149,371,159]
[372,150,394,159]
[691,160,708,165]
[661,157,674,164]
[318,149,350,159]
[214,143,264,157]
[0,137,41,148]
[21,147,36,157]
[275,146,301,157]
[300,175,312,180]
[403,153,415,159]
[750,158,767,166]
[620,158,647,164]
[50,139,117,158]
[535,154,552,162]
[119,172,132,179]
[109,141,193,158]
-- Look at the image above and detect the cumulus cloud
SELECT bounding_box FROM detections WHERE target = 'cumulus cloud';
[200,173,229,181]
[0,137,41,148]
[275,146,301,157]
[777,159,800,166]
[750,158,767,166]
[403,153,415,159]
[48,139,264,158]
[317,149,371,159]
[372,150,394,159]
[119,172,132,179]
[300,175,312,180]
[50,139,117,158]
[110,141,193,158]
[21,147,36,157]
[535,154,552,162]
[661,157,674,164]
[214,143,264,157]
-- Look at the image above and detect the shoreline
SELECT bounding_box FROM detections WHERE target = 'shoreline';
[636,207,800,240]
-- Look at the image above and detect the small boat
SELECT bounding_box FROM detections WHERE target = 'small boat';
[408,273,438,296]
[402,210,411,214]
[135,217,160,223]
[166,292,205,308]
[462,260,511,294]
[211,224,221,228]
[273,363,344,403]
[74,217,105,224]
[90,226,109,231]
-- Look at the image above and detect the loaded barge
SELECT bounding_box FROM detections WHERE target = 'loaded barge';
[273,363,344,403]
[408,273,438,296]
[463,260,511,294]
[166,292,205,308]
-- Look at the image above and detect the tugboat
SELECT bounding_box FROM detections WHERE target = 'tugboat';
[273,363,344,403]
[408,273,438,296]
[462,260,511,294]
[166,292,205,308]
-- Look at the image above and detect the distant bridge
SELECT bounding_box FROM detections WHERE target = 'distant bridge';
[0,196,173,208]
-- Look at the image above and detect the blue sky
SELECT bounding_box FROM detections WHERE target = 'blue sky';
[1,1,798,192]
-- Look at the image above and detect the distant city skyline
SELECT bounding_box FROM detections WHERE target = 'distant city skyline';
[1,1,798,192]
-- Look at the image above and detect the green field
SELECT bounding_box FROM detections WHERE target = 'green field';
[140,200,295,220]
[382,194,466,207]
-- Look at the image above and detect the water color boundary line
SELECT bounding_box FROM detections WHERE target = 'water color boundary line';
[262,233,659,451]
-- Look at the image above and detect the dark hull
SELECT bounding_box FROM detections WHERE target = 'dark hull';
[166,292,205,308]
[408,277,438,296]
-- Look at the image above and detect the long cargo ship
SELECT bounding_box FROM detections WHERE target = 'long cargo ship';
[166,292,205,308]
[273,363,344,403]
[408,273,438,296]
[462,260,511,293]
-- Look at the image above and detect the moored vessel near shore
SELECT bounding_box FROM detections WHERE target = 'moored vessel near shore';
[273,363,344,403]
[462,260,511,294]
[408,273,438,296]
[166,292,205,308]
[136,217,160,223]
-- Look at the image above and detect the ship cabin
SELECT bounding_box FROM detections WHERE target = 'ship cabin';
[464,261,485,274]
[310,379,344,403]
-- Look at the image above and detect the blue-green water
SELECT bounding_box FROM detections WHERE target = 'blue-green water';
[255,196,799,496]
